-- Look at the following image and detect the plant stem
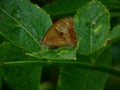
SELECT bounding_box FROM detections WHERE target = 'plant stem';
[1,60,120,77]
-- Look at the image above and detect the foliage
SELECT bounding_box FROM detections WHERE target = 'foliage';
[0,0,120,90]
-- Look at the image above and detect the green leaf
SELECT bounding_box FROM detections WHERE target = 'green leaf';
[108,25,120,40]
[74,1,110,55]
[43,0,120,18]
[3,65,42,90]
[0,68,3,90]
[0,42,43,90]
[27,47,76,60]
[0,0,52,52]
[0,35,8,43]
[0,42,29,62]
[57,48,112,90]
[100,0,120,10]
[0,42,11,61]
[43,0,89,18]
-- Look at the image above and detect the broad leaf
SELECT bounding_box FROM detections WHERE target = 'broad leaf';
[57,48,112,90]
[0,0,52,52]
[0,42,43,90]
[3,65,42,90]
[0,42,28,62]
[74,1,110,55]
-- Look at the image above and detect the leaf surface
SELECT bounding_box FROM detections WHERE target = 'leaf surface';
[56,1,112,90]
[0,68,3,90]
[3,65,42,90]
[27,40,80,60]
[0,42,43,90]
[74,1,110,55]
[0,0,52,52]
[57,48,112,90]
[0,42,11,61]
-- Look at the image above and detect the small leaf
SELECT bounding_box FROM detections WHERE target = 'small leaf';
[108,25,120,40]
[27,38,81,60]
[74,1,110,55]
[27,46,77,60]
[0,0,52,52]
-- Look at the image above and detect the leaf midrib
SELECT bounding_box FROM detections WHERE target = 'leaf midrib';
[0,7,40,47]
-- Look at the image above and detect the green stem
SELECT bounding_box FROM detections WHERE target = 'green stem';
[1,60,120,77]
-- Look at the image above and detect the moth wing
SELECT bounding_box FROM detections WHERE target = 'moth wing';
[41,23,67,47]
[41,17,77,47]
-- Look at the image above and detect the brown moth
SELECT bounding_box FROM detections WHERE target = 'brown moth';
[41,17,77,48]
